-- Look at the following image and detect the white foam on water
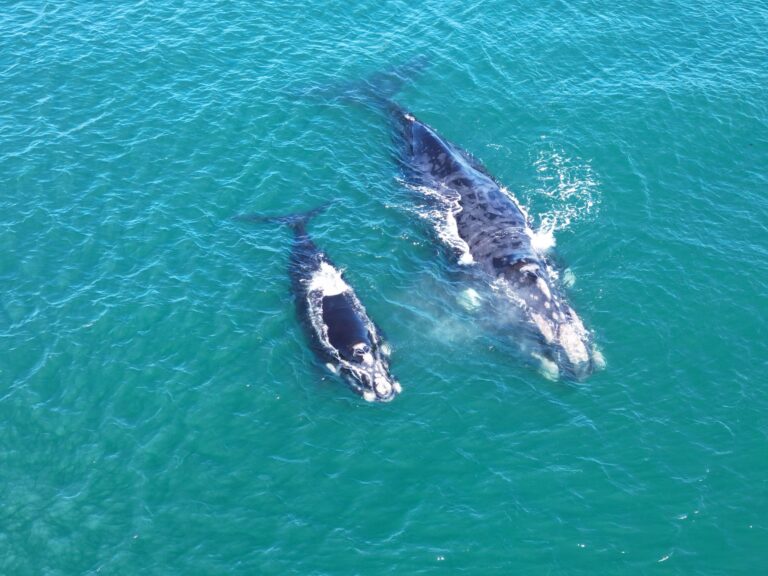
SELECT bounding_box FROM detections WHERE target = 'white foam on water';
[499,185,531,221]
[499,182,556,255]
[531,143,600,234]
[529,216,557,254]
[308,261,349,296]
[407,182,475,265]
[445,210,475,265]
[306,261,355,362]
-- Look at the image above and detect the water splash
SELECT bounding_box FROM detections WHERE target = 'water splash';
[403,181,475,265]
[307,261,349,296]
[529,141,600,234]
[529,217,557,254]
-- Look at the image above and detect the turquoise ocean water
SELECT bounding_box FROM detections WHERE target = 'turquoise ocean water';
[2,1,767,573]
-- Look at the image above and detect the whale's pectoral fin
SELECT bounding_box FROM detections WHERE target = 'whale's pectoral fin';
[532,352,560,381]
[536,250,574,286]
[562,268,576,288]
[457,287,483,311]
[591,344,606,370]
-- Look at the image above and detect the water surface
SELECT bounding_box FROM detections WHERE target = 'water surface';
[2,1,767,574]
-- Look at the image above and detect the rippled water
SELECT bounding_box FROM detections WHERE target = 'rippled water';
[2,1,767,574]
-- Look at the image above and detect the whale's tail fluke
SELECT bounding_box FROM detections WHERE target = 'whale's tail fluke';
[232,203,330,237]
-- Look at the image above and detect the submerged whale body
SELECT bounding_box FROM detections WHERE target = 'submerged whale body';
[392,108,601,380]
[238,209,401,401]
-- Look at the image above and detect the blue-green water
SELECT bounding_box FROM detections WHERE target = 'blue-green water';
[2,1,767,574]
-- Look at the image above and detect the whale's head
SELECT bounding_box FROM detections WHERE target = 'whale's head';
[340,342,401,402]
[496,257,602,381]
[528,317,601,382]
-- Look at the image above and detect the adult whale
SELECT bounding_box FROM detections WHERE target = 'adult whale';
[390,106,602,380]
[236,208,401,401]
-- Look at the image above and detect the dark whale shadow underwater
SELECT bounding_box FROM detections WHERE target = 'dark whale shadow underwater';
[235,207,401,402]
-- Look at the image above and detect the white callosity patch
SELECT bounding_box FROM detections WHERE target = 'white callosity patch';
[530,312,555,343]
[374,376,393,397]
[491,277,527,312]
[536,277,552,300]
[353,342,374,366]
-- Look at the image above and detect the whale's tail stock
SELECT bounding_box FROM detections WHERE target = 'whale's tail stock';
[299,55,429,110]
[357,54,429,105]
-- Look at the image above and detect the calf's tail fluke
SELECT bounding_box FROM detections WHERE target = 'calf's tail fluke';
[232,203,330,236]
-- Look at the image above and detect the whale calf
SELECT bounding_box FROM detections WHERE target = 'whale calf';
[391,108,601,380]
[237,208,401,401]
